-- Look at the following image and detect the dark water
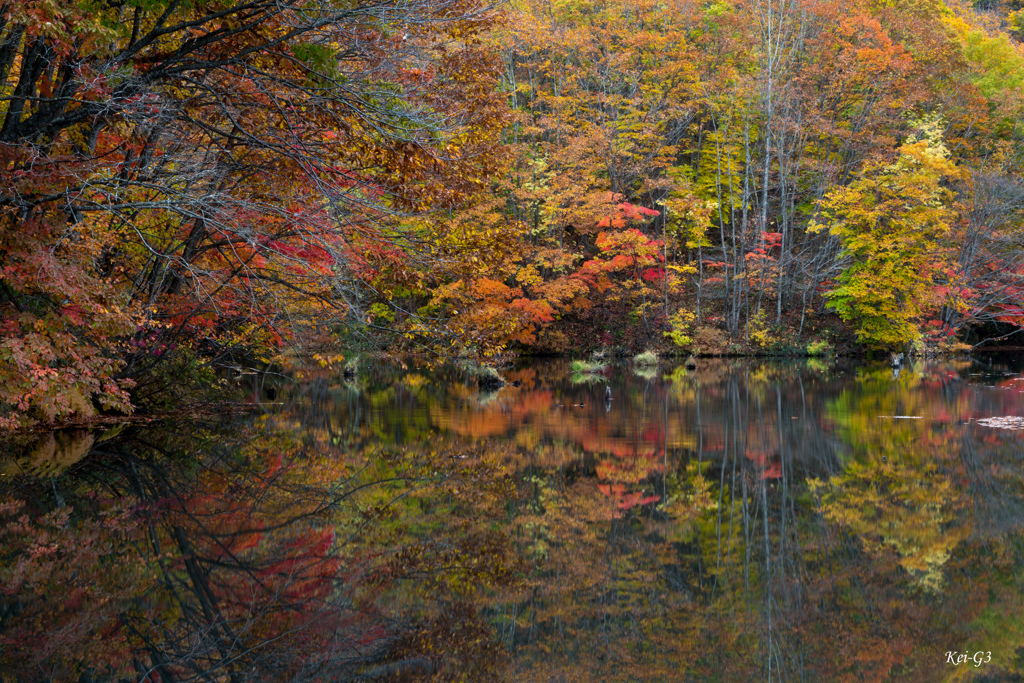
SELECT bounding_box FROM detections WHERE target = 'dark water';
[4,355,1024,681]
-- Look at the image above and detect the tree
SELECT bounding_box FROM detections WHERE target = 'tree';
[810,125,961,349]
[942,167,1024,339]
[0,0,508,426]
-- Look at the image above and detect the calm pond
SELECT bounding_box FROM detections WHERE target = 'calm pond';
[3,356,1024,681]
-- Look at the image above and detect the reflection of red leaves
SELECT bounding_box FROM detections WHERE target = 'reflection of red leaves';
[745,449,782,480]
[760,462,781,480]
[596,483,660,511]
[255,527,340,602]
[617,493,660,511]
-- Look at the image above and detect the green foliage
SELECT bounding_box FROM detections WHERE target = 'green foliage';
[290,41,342,85]
[944,14,1024,110]
[633,350,659,366]
[570,359,607,373]
[806,339,833,356]
[368,303,396,324]
[569,356,607,384]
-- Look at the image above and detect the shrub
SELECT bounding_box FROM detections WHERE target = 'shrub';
[748,310,774,349]
[570,359,607,373]
[633,350,659,366]
[664,308,696,349]
[806,339,833,356]
[693,326,727,355]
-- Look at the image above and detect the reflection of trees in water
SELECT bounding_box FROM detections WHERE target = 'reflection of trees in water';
[695,364,1024,681]
[17,360,1022,680]
[0,419,519,681]
[3,425,373,680]
[455,361,1024,681]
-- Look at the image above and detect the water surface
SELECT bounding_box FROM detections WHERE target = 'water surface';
[3,356,1024,681]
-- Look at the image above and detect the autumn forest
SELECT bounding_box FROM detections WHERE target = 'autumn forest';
[4,0,1024,680]
[4,0,1024,425]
